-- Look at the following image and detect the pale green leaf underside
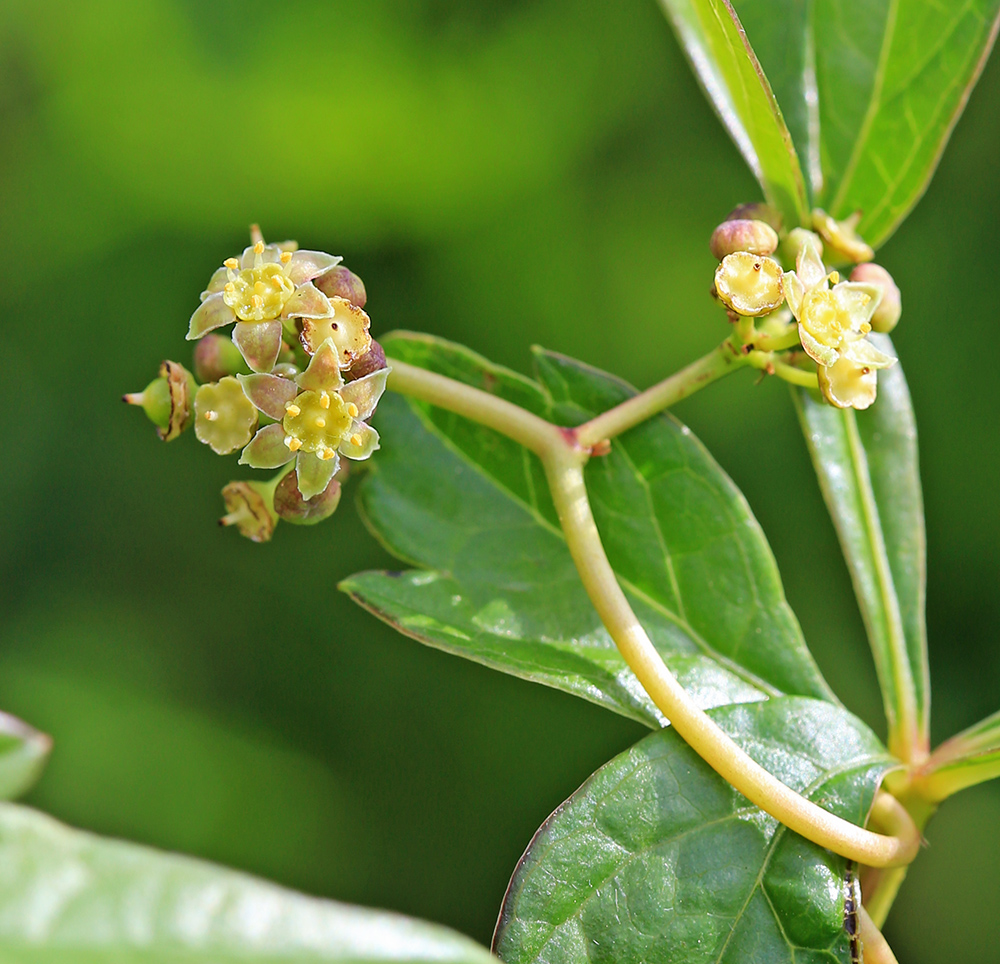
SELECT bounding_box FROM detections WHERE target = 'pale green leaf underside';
[657,0,808,227]
[732,0,1000,246]
[0,804,495,964]
[793,336,929,752]
[494,697,893,964]
[345,332,833,729]
[0,713,50,803]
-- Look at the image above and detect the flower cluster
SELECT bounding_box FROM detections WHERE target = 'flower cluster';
[125,227,388,541]
[710,205,901,409]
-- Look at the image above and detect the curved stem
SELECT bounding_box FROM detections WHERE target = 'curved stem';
[859,906,901,964]
[386,358,567,457]
[573,337,746,449]
[384,354,920,867]
[542,454,919,868]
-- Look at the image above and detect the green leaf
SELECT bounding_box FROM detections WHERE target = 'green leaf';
[731,0,1000,247]
[494,697,893,964]
[918,709,1000,801]
[0,803,496,964]
[344,332,833,729]
[0,712,50,802]
[656,0,809,227]
[793,336,929,758]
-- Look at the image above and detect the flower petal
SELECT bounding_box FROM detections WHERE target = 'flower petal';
[338,422,380,461]
[285,250,343,285]
[783,271,805,320]
[299,297,372,366]
[239,243,285,269]
[840,337,897,369]
[798,325,840,367]
[339,367,389,421]
[239,423,296,469]
[201,266,229,301]
[833,281,882,332]
[795,238,827,290]
[295,338,345,392]
[282,281,333,320]
[194,377,258,455]
[187,292,236,340]
[238,372,299,419]
[232,320,282,373]
[818,356,878,410]
[295,450,340,500]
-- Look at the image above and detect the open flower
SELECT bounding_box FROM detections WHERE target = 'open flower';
[236,338,387,499]
[784,239,895,409]
[186,232,371,373]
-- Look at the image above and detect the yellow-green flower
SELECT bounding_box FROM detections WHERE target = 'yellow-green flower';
[784,238,895,410]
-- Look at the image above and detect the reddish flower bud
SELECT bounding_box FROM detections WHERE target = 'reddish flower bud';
[314,265,367,309]
[849,263,901,333]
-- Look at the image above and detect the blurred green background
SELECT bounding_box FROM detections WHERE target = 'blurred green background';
[1,0,998,959]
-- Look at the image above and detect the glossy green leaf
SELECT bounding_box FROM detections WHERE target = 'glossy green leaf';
[0,712,50,802]
[656,0,809,227]
[0,803,496,964]
[919,709,1000,801]
[731,0,1000,246]
[344,333,833,729]
[793,336,929,758]
[494,697,893,964]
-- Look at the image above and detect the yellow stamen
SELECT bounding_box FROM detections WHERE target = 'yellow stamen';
[280,251,293,264]
[315,417,326,428]
[320,448,336,461]
[319,392,330,409]
[347,403,359,417]
[254,240,265,255]
[224,258,239,270]
[350,433,363,447]
[829,271,840,284]
[288,437,303,452]
[251,294,263,309]
[204,410,218,421]
[224,282,236,294]
[285,403,301,417]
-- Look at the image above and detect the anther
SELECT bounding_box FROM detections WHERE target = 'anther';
[254,240,265,255]
[224,282,236,294]
[829,271,840,284]
[251,294,263,309]
[224,258,239,270]
[315,417,326,428]
[350,433,363,447]
[204,410,218,421]
[321,447,336,461]
[347,403,359,418]
[288,437,303,452]
[280,251,292,264]
[285,403,301,417]
[319,392,330,409]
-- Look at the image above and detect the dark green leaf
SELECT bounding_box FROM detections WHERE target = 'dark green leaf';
[656,0,809,226]
[344,333,833,729]
[732,0,1000,246]
[494,697,893,964]
[0,712,50,802]
[0,803,495,963]
[793,336,929,756]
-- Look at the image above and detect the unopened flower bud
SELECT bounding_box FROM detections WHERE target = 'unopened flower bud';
[710,219,779,260]
[781,228,824,266]
[273,470,343,525]
[123,360,196,441]
[725,203,782,231]
[314,265,367,309]
[850,263,901,333]
[219,479,278,543]
[714,253,784,316]
[812,209,874,265]
[194,376,258,454]
[193,334,250,382]
[344,340,387,382]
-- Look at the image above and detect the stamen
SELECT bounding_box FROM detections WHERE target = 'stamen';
[253,239,265,270]
[320,448,336,460]
[350,433,363,447]
[204,410,218,421]
[288,437,303,452]
[319,392,330,409]
[285,403,301,417]
[829,271,840,284]
[315,417,326,428]
[280,251,292,264]
[251,294,263,309]
[347,403,359,417]
[224,282,236,295]
[224,258,239,270]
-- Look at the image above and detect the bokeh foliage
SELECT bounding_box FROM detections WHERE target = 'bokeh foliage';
[1,0,999,959]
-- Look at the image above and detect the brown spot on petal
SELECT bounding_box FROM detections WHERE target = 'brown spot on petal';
[158,361,194,442]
